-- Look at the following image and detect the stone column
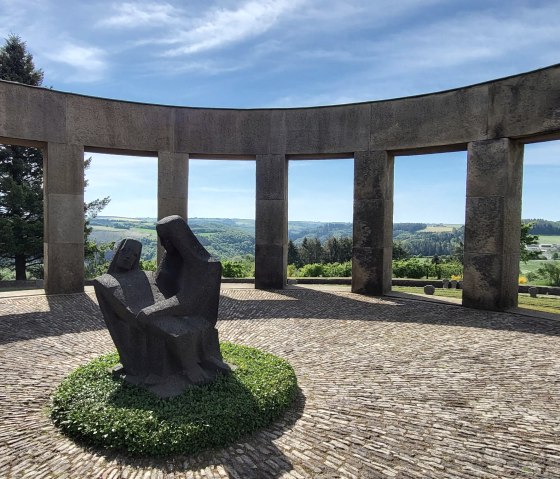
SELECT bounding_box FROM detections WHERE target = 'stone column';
[43,143,85,294]
[352,150,394,295]
[463,138,523,310]
[157,151,188,262]
[158,151,188,220]
[255,154,288,289]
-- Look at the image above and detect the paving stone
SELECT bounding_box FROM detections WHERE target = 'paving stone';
[0,288,559,478]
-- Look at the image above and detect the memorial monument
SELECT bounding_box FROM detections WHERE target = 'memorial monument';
[93,215,231,398]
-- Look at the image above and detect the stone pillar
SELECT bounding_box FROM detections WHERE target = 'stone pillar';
[43,143,85,294]
[158,151,188,220]
[157,151,188,262]
[463,138,523,311]
[255,154,288,289]
[352,151,394,295]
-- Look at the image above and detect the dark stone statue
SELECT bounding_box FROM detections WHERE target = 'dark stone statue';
[93,215,231,398]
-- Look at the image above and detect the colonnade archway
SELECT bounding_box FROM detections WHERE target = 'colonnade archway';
[1,63,559,310]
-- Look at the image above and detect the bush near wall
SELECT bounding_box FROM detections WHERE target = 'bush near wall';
[393,258,427,279]
[290,261,352,278]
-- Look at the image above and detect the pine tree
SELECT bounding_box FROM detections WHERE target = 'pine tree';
[0,35,44,280]
[287,239,301,267]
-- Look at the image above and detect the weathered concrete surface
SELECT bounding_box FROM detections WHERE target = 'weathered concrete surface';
[2,289,560,478]
[1,65,558,157]
[488,65,560,140]
[157,152,188,263]
[175,108,275,156]
[158,151,188,219]
[370,84,489,152]
[255,154,287,289]
[463,139,523,310]
[281,103,370,155]
[43,142,84,294]
[67,95,173,153]
[0,81,67,143]
[352,151,394,295]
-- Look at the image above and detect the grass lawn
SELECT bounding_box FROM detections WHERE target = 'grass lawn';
[393,286,560,315]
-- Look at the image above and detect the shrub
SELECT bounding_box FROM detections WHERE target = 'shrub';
[439,261,463,278]
[526,272,539,282]
[50,343,298,457]
[322,261,352,277]
[536,262,560,287]
[287,264,298,277]
[222,260,247,278]
[298,263,325,277]
[392,258,427,279]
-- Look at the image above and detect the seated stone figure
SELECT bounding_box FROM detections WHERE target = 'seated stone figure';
[93,215,230,398]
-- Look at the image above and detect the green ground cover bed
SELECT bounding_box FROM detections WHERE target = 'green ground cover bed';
[50,342,298,457]
[393,286,560,315]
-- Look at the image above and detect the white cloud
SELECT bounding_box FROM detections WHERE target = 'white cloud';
[267,2,560,107]
[43,43,108,82]
[98,2,180,28]
[365,4,559,75]
[158,0,303,56]
[50,44,105,71]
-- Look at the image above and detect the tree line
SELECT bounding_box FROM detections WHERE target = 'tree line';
[525,219,560,236]
[288,236,353,267]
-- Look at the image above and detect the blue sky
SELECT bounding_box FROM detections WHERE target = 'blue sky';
[1,0,559,222]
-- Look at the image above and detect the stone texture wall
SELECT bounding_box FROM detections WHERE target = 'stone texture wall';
[1,64,559,309]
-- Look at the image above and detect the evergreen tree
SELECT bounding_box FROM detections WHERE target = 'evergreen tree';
[322,236,340,263]
[337,236,353,263]
[299,237,322,264]
[287,239,301,267]
[520,222,539,263]
[392,241,409,260]
[0,35,44,279]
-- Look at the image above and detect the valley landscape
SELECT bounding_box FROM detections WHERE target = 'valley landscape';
[90,216,560,274]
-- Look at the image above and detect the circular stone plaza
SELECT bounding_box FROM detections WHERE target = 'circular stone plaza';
[1,65,560,478]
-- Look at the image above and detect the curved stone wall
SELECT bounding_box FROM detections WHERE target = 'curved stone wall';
[0,64,559,310]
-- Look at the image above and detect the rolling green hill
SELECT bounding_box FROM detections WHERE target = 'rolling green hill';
[89,216,560,261]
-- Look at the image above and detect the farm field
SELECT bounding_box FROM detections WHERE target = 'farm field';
[537,235,560,244]
[418,224,461,233]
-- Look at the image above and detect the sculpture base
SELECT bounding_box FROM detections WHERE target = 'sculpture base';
[111,361,233,399]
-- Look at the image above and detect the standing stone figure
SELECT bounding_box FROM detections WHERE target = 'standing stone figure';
[94,215,230,398]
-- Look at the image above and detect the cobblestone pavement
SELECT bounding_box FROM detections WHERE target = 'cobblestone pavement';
[1,287,560,479]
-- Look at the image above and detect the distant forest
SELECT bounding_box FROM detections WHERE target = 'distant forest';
[524,219,560,235]
[89,217,559,261]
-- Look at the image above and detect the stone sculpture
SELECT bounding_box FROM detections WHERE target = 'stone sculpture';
[93,215,230,398]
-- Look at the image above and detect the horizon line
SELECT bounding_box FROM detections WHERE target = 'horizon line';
[94,215,466,224]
